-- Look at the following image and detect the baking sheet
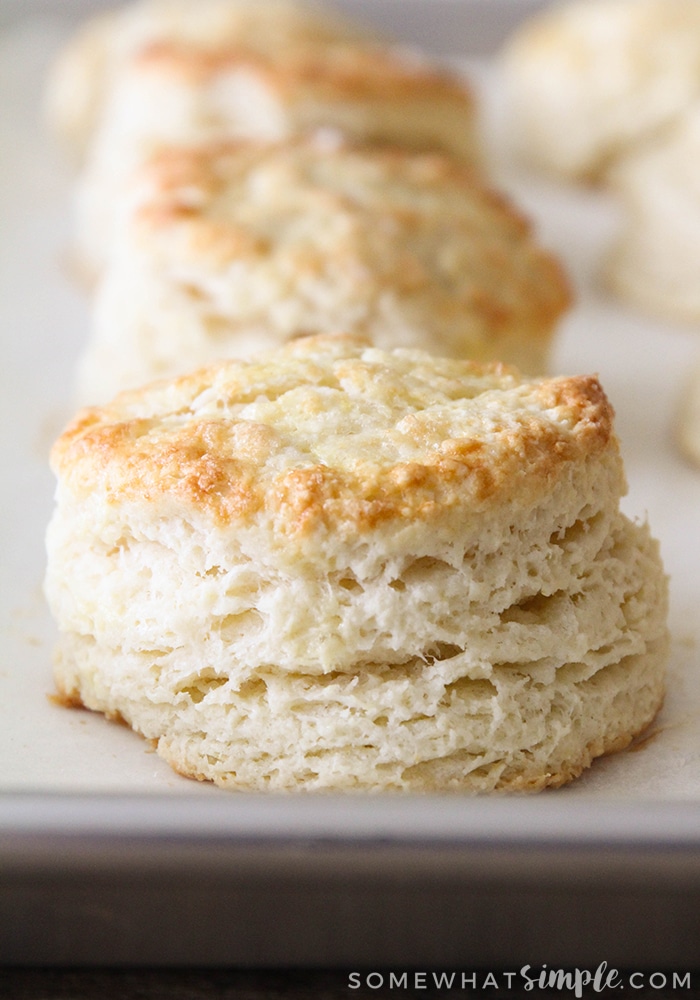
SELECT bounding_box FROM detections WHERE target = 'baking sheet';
[1,7,700,803]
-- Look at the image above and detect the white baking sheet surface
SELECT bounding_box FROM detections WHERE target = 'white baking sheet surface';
[1,12,699,806]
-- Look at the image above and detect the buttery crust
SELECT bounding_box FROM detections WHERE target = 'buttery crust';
[57,334,608,535]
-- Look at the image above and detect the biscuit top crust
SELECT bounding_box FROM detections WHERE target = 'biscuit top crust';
[52,335,617,536]
[123,138,569,344]
[132,35,474,108]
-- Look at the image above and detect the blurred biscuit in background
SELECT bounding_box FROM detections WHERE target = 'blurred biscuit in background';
[45,0,365,157]
[45,334,669,792]
[76,135,570,403]
[50,0,480,278]
[501,0,700,182]
[606,108,700,323]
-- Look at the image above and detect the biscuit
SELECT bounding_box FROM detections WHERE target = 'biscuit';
[501,0,700,181]
[45,334,669,793]
[70,23,478,275]
[606,109,700,321]
[76,136,569,403]
[46,0,360,156]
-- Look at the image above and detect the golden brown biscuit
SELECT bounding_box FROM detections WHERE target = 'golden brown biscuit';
[45,334,669,792]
